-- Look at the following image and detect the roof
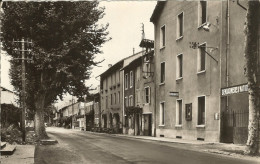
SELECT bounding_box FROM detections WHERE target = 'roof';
[121,56,142,71]
[98,51,144,78]
[122,50,154,70]
[150,1,166,23]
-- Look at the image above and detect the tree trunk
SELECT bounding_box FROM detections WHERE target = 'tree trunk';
[34,95,48,140]
[244,1,260,155]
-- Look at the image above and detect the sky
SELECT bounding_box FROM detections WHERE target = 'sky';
[86,1,157,88]
[1,1,157,107]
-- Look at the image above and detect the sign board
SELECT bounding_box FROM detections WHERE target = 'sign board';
[169,92,179,97]
[221,83,248,96]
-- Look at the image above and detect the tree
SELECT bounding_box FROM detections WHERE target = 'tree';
[244,1,260,155]
[1,2,110,139]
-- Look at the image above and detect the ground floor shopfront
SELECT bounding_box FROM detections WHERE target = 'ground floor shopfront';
[101,110,122,133]
[123,107,153,137]
[154,84,256,145]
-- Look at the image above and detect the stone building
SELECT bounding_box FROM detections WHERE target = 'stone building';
[100,52,142,133]
[150,1,259,143]
[122,39,155,136]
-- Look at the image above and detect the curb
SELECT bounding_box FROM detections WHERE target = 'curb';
[40,139,58,145]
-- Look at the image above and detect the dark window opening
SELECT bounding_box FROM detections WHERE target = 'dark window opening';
[198,96,205,125]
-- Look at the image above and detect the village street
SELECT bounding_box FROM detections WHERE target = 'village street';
[34,127,259,164]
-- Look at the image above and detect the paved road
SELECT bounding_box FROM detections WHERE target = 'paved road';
[35,127,259,164]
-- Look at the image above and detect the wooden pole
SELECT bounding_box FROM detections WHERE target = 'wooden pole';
[21,38,26,142]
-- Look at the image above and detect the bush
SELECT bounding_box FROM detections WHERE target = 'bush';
[1,104,21,128]
[1,124,22,144]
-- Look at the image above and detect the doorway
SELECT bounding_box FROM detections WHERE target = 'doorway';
[143,114,152,136]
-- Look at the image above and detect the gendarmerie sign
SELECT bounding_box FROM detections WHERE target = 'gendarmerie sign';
[221,83,248,96]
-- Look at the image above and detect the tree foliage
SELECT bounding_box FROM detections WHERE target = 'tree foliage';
[1,1,110,138]
[2,1,109,107]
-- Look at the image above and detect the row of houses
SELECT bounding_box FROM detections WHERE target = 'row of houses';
[53,93,100,131]
[98,1,260,145]
[55,1,259,145]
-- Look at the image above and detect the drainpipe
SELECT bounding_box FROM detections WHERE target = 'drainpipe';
[226,0,230,111]
[153,31,157,137]
[122,69,125,134]
[219,1,223,143]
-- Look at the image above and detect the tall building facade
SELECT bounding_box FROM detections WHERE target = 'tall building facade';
[151,1,259,143]
[100,52,142,133]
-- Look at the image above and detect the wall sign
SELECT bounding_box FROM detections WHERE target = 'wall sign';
[221,83,248,96]
[169,92,179,97]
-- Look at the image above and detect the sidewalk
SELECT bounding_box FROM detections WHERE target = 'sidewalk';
[84,130,260,162]
[0,145,35,164]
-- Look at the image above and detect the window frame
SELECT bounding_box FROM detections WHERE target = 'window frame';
[176,99,183,126]
[130,71,133,88]
[160,25,166,49]
[160,62,166,84]
[106,96,108,109]
[197,42,206,73]
[177,12,184,40]
[110,94,113,105]
[125,96,128,107]
[114,93,116,104]
[197,95,206,127]
[176,53,183,79]
[118,91,120,104]
[144,86,151,104]
[125,73,128,90]
[159,101,165,126]
[129,95,133,107]
[198,1,207,28]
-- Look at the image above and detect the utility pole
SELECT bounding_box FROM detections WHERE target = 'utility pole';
[0,2,3,131]
[13,38,32,142]
[21,38,26,141]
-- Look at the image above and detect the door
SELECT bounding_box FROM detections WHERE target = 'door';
[135,114,140,135]
[144,114,152,136]
[221,110,234,143]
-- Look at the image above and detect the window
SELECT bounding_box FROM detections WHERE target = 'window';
[118,91,120,103]
[105,78,108,90]
[125,73,128,89]
[177,54,183,78]
[160,25,166,48]
[130,71,133,88]
[125,96,128,107]
[125,115,129,127]
[176,100,182,125]
[118,71,120,83]
[144,86,150,104]
[111,94,113,105]
[114,73,116,85]
[145,63,150,77]
[129,95,133,106]
[177,12,184,38]
[199,1,207,26]
[160,62,165,83]
[114,93,116,104]
[160,102,165,125]
[198,96,205,125]
[197,43,206,72]
[106,96,108,109]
